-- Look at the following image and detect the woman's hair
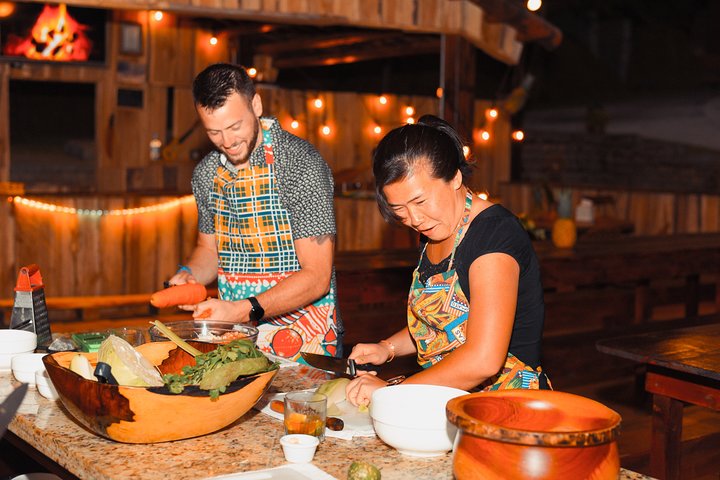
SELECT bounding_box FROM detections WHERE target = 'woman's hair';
[192,63,256,110]
[373,114,473,222]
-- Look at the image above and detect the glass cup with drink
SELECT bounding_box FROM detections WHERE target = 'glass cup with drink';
[283,391,327,441]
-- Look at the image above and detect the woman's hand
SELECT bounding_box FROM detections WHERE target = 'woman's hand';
[348,342,392,366]
[345,372,387,408]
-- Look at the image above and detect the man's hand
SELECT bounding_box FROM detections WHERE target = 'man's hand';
[186,298,252,323]
[168,270,198,286]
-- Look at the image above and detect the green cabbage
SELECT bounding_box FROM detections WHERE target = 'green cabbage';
[316,377,351,416]
[97,335,163,387]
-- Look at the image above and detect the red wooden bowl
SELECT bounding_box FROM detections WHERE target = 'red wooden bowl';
[43,341,277,443]
[446,390,621,480]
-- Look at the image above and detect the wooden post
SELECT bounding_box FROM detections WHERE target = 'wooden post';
[439,34,476,142]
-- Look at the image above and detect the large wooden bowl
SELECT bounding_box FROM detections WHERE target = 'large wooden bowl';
[446,390,621,480]
[42,341,277,443]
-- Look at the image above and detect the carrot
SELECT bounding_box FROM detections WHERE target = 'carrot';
[150,284,207,308]
[270,400,285,414]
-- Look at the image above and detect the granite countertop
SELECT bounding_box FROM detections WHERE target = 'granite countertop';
[2,365,654,480]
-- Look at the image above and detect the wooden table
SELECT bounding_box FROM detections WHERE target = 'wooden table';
[597,322,720,480]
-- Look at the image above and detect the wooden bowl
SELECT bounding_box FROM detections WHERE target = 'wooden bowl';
[446,390,621,480]
[42,341,277,443]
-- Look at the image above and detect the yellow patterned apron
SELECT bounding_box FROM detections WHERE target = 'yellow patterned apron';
[211,118,338,361]
[407,190,548,391]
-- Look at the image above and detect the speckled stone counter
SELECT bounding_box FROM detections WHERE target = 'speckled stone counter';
[2,366,654,480]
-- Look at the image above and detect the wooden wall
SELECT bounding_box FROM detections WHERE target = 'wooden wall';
[0,196,198,298]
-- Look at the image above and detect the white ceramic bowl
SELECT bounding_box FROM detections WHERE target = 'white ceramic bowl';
[279,434,319,463]
[370,384,468,457]
[0,330,37,370]
[35,369,59,400]
[11,353,47,385]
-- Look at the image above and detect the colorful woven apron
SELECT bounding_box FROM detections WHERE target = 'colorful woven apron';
[407,190,547,391]
[211,118,338,360]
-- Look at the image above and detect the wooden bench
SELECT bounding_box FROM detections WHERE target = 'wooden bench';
[0,293,154,325]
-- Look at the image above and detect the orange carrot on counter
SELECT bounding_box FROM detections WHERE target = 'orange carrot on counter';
[150,284,207,308]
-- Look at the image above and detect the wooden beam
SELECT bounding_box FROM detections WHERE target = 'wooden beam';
[468,0,562,50]
[256,32,401,56]
[440,34,476,141]
[274,37,440,69]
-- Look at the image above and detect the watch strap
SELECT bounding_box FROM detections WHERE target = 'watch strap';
[247,296,264,322]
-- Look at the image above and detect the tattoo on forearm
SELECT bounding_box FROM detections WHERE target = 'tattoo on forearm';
[310,234,335,245]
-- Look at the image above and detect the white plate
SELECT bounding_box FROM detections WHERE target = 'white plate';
[256,391,375,440]
[203,463,337,480]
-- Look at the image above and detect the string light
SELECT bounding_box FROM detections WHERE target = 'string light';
[486,108,498,121]
[0,2,15,18]
[290,119,300,130]
[478,192,489,201]
[10,195,195,217]
[378,95,388,105]
[247,67,258,78]
[526,0,542,12]
[406,117,415,124]
[313,98,323,109]
[479,130,490,142]
[436,87,443,99]
[373,125,382,135]
[321,125,331,136]
[209,35,218,46]
[512,130,525,141]
[463,146,471,158]
[405,106,415,116]
[152,10,163,21]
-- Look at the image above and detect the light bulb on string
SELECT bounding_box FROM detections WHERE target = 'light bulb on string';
[373,125,382,135]
[486,108,499,121]
[152,10,163,21]
[290,119,300,130]
[476,129,491,143]
[378,95,388,105]
[526,0,542,12]
[436,87,443,99]
[512,130,525,142]
[247,67,258,78]
[463,146,471,158]
[313,97,323,109]
[406,117,415,124]
[321,125,331,136]
[209,34,218,46]
[405,106,415,116]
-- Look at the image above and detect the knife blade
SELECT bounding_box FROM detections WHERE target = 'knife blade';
[0,382,29,438]
[300,352,380,378]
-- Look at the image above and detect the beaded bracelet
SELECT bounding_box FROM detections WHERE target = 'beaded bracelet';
[176,264,193,275]
[379,339,396,363]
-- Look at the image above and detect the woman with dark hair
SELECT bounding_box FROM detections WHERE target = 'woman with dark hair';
[346,115,549,407]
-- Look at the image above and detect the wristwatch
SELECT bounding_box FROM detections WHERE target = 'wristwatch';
[247,296,265,322]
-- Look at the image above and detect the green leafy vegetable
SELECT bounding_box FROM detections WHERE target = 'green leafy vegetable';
[162,339,277,399]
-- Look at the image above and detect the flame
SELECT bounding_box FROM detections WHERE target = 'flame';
[3,4,92,61]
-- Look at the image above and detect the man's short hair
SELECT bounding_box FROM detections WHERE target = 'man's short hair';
[192,63,256,110]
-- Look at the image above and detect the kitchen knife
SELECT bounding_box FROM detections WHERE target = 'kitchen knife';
[300,352,380,378]
[0,382,29,438]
